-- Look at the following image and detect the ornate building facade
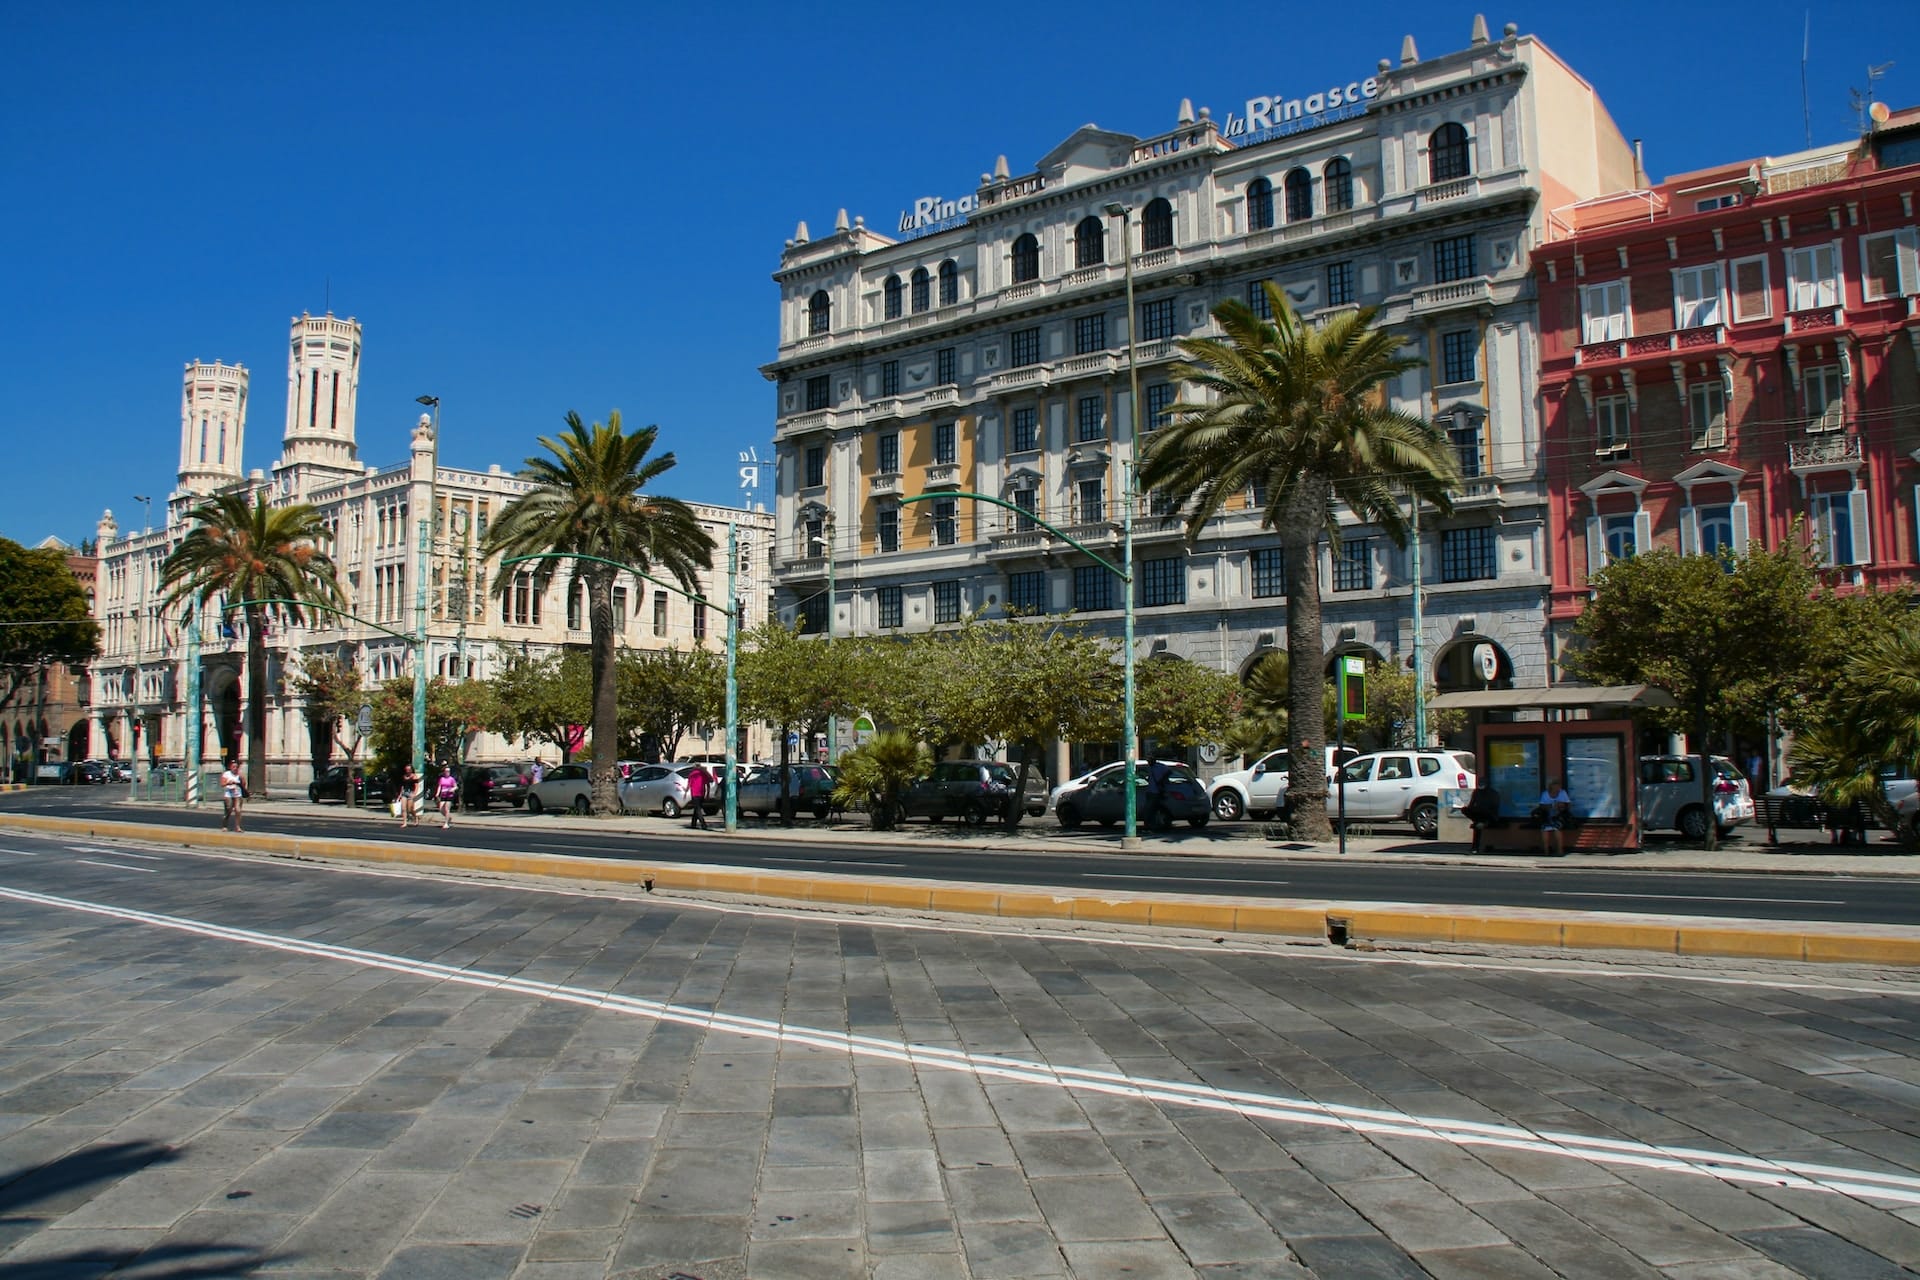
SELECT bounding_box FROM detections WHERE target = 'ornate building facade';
[88,312,774,785]
[764,18,1634,773]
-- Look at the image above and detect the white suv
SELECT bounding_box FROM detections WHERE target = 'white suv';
[1327,749,1478,837]
[1208,745,1360,821]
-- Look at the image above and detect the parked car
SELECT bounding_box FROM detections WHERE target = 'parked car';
[1048,760,1185,813]
[1327,749,1478,836]
[898,760,1027,825]
[1055,761,1210,830]
[460,762,532,810]
[619,763,719,818]
[1639,754,1753,839]
[735,763,839,820]
[74,760,110,785]
[1208,745,1362,821]
[528,762,600,814]
[308,765,388,806]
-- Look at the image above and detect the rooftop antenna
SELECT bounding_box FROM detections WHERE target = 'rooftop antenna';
[324,273,331,314]
[1800,12,1811,148]
[1851,61,1895,134]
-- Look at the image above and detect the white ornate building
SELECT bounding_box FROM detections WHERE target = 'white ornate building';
[763,18,1635,775]
[89,312,773,784]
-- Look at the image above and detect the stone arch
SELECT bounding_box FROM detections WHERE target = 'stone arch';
[1431,633,1517,692]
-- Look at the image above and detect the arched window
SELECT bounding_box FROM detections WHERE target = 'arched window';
[1141,199,1173,251]
[1074,216,1105,268]
[1246,177,1274,232]
[1011,233,1040,283]
[883,274,902,320]
[938,259,959,305]
[911,267,931,313]
[807,290,830,335]
[1323,157,1354,212]
[1429,122,1470,183]
[1284,168,1313,222]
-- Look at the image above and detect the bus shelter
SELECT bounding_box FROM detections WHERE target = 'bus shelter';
[1427,684,1676,854]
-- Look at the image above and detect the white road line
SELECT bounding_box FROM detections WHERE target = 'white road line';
[2,882,1918,1207]
[69,847,165,861]
[1545,891,1845,906]
[75,860,159,874]
[0,849,39,857]
[1086,873,1286,886]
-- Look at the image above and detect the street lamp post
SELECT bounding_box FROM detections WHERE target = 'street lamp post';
[413,395,440,775]
[725,524,741,833]
[132,499,151,795]
[1106,201,1142,848]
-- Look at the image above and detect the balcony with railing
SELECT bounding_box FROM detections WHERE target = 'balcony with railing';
[1411,278,1492,313]
[1789,307,1842,333]
[1788,431,1862,472]
[1574,322,1728,368]
[869,472,904,498]
[923,462,962,489]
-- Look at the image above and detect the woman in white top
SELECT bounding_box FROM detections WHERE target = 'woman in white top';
[220,759,244,832]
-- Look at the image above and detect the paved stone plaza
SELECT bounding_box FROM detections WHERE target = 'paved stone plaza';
[2,831,1920,1278]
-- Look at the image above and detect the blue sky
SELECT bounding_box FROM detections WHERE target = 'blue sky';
[2,2,1913,548]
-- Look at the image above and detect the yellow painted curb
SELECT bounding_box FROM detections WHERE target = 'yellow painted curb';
[1562,921,1680,953]
[1677,929,1808,962]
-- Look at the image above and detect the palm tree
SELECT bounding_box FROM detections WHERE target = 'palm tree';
[160,491,344,797]
[483,412,714,816]
[1138,284,1459,840]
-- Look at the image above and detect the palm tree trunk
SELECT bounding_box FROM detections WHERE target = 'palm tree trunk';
[244,604,269,797]
[589,572,620,816]
[1282,480,1331,841]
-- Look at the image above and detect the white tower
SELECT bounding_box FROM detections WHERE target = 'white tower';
[279,312,362,480]
[177,360,249,494]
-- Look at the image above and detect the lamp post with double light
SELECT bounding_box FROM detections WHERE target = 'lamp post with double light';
[1105,201,1143,848]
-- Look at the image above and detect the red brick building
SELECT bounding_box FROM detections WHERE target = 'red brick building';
[1538,111,1920,669]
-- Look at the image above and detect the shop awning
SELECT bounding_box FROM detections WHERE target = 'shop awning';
[1426,684,1676,712]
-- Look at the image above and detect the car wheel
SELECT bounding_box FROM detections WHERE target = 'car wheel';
[1211,789,1246,821]
[1097,817,1116,828]
[571,795,591,816]
[1057,803,1082,830]
[511,798,525,808]
[1189,812,1209,829]
[1410,799,1439,838]
[662,798,681,819]
[963,803,987,827]
[309,785,321,804]
[812,803,831,821]
[527,794,544,815]
[1678,805,1712,841]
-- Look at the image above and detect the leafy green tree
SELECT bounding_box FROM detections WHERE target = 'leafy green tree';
[0,538,99,718]
[489,647,592,762]
[915,617,1122,825]
[1566,539,1838,846]
[482,412,715,814]
[1787,609,1920,846]
[369,676,500,776]
[1223,651,1290,760]
[618,645,725,760]
[1136,657,1240,753]
[289,651,363,774]
[1139,285,1459,840]
[832,730,933,830]
[159,492,343,795]
[738,620,861,822]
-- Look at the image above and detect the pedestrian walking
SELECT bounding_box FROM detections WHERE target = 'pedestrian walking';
[687,764,710,829]
[1145,758,1172,832]
[531,759,544,786]
[219,758,245,832]
[399,764,420,828]
[435,764,458,829]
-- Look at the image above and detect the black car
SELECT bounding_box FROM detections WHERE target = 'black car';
[899,760,1025,826]
[1055,763,1210,831]
[460,762,531,810]
[308,765,388,806]
[73,760,109,785]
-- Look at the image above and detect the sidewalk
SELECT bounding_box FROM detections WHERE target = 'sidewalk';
[121,790,1920,878]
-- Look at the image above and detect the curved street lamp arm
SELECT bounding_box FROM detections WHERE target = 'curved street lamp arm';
[898,491,1130,582]
[222,597,418,647]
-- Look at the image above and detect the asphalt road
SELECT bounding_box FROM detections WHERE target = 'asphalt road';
[2,825,1919,1278]
[13,785,1920,929]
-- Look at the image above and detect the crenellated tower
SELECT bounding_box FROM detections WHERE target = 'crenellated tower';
[177,359,249,495]
[278,312,362,486]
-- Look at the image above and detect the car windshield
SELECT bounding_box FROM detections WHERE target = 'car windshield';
[985,764,1017,785]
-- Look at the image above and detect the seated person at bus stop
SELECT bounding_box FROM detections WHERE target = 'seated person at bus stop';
[1463,781,1502,851]
[1538,778,1573,856]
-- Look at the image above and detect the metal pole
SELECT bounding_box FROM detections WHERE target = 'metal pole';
[184,598,201,807]
[724,523,740,834]
[1113,202,1141,848]
[1411,493,1426,747]
[825,514,836,764]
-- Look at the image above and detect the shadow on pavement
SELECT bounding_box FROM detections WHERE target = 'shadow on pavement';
[0,1139,179,1215]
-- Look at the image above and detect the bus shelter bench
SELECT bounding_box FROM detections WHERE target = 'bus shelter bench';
[1754,793,1872,845]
